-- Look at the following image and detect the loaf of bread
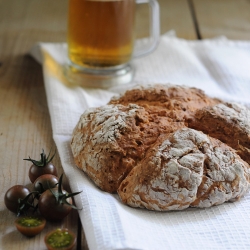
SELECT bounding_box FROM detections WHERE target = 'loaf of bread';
[71,84,250,210]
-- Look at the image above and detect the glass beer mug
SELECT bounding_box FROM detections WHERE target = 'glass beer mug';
[66,0,160,88]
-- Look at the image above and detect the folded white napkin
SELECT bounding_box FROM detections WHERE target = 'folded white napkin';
[30,33,250,250]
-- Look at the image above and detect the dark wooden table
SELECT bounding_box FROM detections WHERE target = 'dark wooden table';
[1,0,250,249]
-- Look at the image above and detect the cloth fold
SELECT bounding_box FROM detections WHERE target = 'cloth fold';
[30,33,250,250]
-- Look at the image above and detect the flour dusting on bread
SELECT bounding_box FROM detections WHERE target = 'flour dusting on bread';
[71,84,250,211]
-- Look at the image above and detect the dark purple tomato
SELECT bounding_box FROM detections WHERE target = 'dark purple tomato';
[29,162,58,183]
[4,185,30,214]
[24,149,58,183]
[38,188,73,221]
[44,228,76,250]
[33,174,59,193]
[15,216,46,237]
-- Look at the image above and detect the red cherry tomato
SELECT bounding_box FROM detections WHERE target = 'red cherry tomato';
[15,216,46,237]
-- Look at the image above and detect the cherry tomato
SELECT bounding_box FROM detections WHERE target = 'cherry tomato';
[29,162,58,183]
[34,174,59,193]
[15,216,46,237]
[4,185,30,213]
[24,150,58,183]
[44,228,76,250]
[38,188,73,221]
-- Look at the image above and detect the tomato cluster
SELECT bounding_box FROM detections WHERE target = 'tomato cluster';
[4,150,80,250]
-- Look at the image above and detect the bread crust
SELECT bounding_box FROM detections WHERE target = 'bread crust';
[188,102,250,164]
[71,84,250,210]
[109,84,220,121]
[71,85,219,193]
[118,128,250,211]
[71,103,185,193]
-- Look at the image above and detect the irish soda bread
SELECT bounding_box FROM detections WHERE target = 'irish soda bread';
[71,84,250,211]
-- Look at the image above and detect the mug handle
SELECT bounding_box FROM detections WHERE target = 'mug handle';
[133,0,160,58]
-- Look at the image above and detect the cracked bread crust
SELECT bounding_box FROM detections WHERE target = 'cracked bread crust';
[71,84,250,210]
[118,128,250,211]
[71,85,220,193]
[71,103,186,193]
[188,102,250,164]
[109,84,221,121]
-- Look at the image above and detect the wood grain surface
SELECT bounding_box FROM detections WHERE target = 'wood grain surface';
[0,0,249,249]
[192,0,250,40]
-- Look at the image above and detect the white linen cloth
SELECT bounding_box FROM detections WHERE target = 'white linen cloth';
[30,33,250,250]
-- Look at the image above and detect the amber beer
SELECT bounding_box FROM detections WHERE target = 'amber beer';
[67,0,136,68]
